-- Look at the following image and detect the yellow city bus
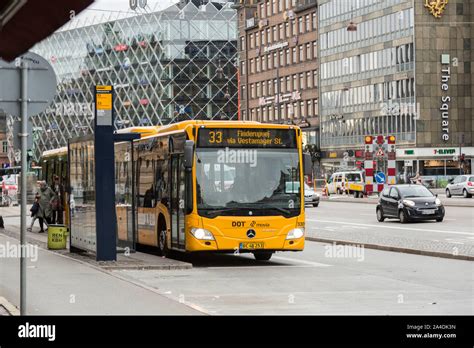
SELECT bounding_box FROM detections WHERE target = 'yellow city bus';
[115,120,311,261]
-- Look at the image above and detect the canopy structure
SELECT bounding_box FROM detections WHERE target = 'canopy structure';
[0,0,93,61]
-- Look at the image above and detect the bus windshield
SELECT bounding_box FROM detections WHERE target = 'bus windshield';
[196,148,301,217]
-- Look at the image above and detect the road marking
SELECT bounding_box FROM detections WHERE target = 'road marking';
[308,219,473,236]
[272,255,332,267]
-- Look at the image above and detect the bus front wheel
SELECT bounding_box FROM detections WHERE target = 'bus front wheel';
[253,251,273,261]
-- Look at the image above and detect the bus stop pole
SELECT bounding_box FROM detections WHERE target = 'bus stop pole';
[20,61,28,315]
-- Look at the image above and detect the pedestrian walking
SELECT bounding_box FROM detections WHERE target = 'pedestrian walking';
[27,193,41,232]
[412,172,422,185]
[36,181,55,233]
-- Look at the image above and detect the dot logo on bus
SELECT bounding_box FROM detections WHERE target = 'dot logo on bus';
[232,221,246,227]
[246,229,256,239]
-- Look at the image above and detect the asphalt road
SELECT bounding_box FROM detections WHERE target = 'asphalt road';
[114,241,474,315]
[305,201,474,257]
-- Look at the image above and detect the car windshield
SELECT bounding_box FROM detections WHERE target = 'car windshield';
[196,148,301,217]
[398,185,433,198]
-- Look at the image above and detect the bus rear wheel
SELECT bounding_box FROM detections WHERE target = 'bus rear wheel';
[253,251,273,261]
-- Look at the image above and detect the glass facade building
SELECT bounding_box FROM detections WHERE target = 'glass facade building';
[18,0,238,159]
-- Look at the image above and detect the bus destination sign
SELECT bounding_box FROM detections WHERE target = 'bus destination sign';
[197,128,297,148]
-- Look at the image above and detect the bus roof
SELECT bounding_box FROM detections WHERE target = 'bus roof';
[116,126,159,138]
[42,146,68,158]
[152,120,297,136]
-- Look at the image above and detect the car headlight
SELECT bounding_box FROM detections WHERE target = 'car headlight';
[286,228,305,240]
[190,228,215,240]
[402,199,415,207]
[435,198,442,206]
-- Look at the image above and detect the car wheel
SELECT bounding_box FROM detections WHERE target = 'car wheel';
[463,189,472,198]
[253,251,273,261]
[399,209,409,223]
[376,207,385,222]
[446,189,451,198]
[436,217,444,222]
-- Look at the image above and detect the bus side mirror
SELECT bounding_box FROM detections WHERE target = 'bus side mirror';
[303,153,312,176]
[184,140,194,170]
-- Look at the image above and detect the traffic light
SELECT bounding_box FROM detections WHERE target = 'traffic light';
[364,136,373,144]
[387,135,396,144]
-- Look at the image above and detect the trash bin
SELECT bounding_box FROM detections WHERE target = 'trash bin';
[47,224,68,250]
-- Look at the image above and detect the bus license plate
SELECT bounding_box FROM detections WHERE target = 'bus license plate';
[422,209,436,215]
[240,242,264,250]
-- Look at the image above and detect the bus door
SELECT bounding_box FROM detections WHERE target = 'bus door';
[170,153,186,250]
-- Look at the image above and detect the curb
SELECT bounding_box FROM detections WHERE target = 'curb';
[320,197,474,208]
[0,297,20,316]
[306,237,474,261]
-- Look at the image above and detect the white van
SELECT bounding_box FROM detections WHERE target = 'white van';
[326,171,364,195]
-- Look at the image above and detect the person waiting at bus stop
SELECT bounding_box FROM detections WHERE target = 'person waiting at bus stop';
[36,181,55,233]
[51,175,64,224]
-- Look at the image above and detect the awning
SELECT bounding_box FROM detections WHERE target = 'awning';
[0,0,93,61]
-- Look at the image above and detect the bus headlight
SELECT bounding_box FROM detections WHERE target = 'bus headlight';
[286,228,305,240]
[190,228,215,240]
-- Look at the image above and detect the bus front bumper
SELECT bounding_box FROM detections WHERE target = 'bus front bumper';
[186,234,305,252]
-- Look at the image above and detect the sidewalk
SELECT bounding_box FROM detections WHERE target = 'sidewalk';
[0,234,201,315]
[0,207,200,315]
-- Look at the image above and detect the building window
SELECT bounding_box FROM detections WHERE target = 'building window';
[267,54,272,69]
[268,80,273,95]
[241,61,245,75]
[280,50,284,66]
[286,76,291,91]
[250,84,255,98]
[305,15,310,32]
[278,0,283,12]
[273,26,278,42]
[306,71,312,88]
[262,56,267,71]
[300,101,305,118]
[279,24,284,40]
[240,36,245,51]
[263,81,267,95]
[249,34,254,49]
[293,74,297,91]
[313,41,317,59]
[260,3,266,18]
[280,77,285,93]
[256,57,260,72]
[267,0,271,17]
[292,19,297,36]
[256,83,261,97]
[299,45,304,62]
[255,32,260,47]
[263,106,268,121]
[286,48,290,65]
[272,0,277,14]
[261,30,265,45]
[285,22,290,38]
[250,59,254,74]
[312,12,317,30]
[298,17,303,34]
[307,100,313,117]
[292,47,297,63]
[2,141,7,154]
[313,70,318,87]
[306,43,311,60]
[273,52,278,67]
[299,73,305,89]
